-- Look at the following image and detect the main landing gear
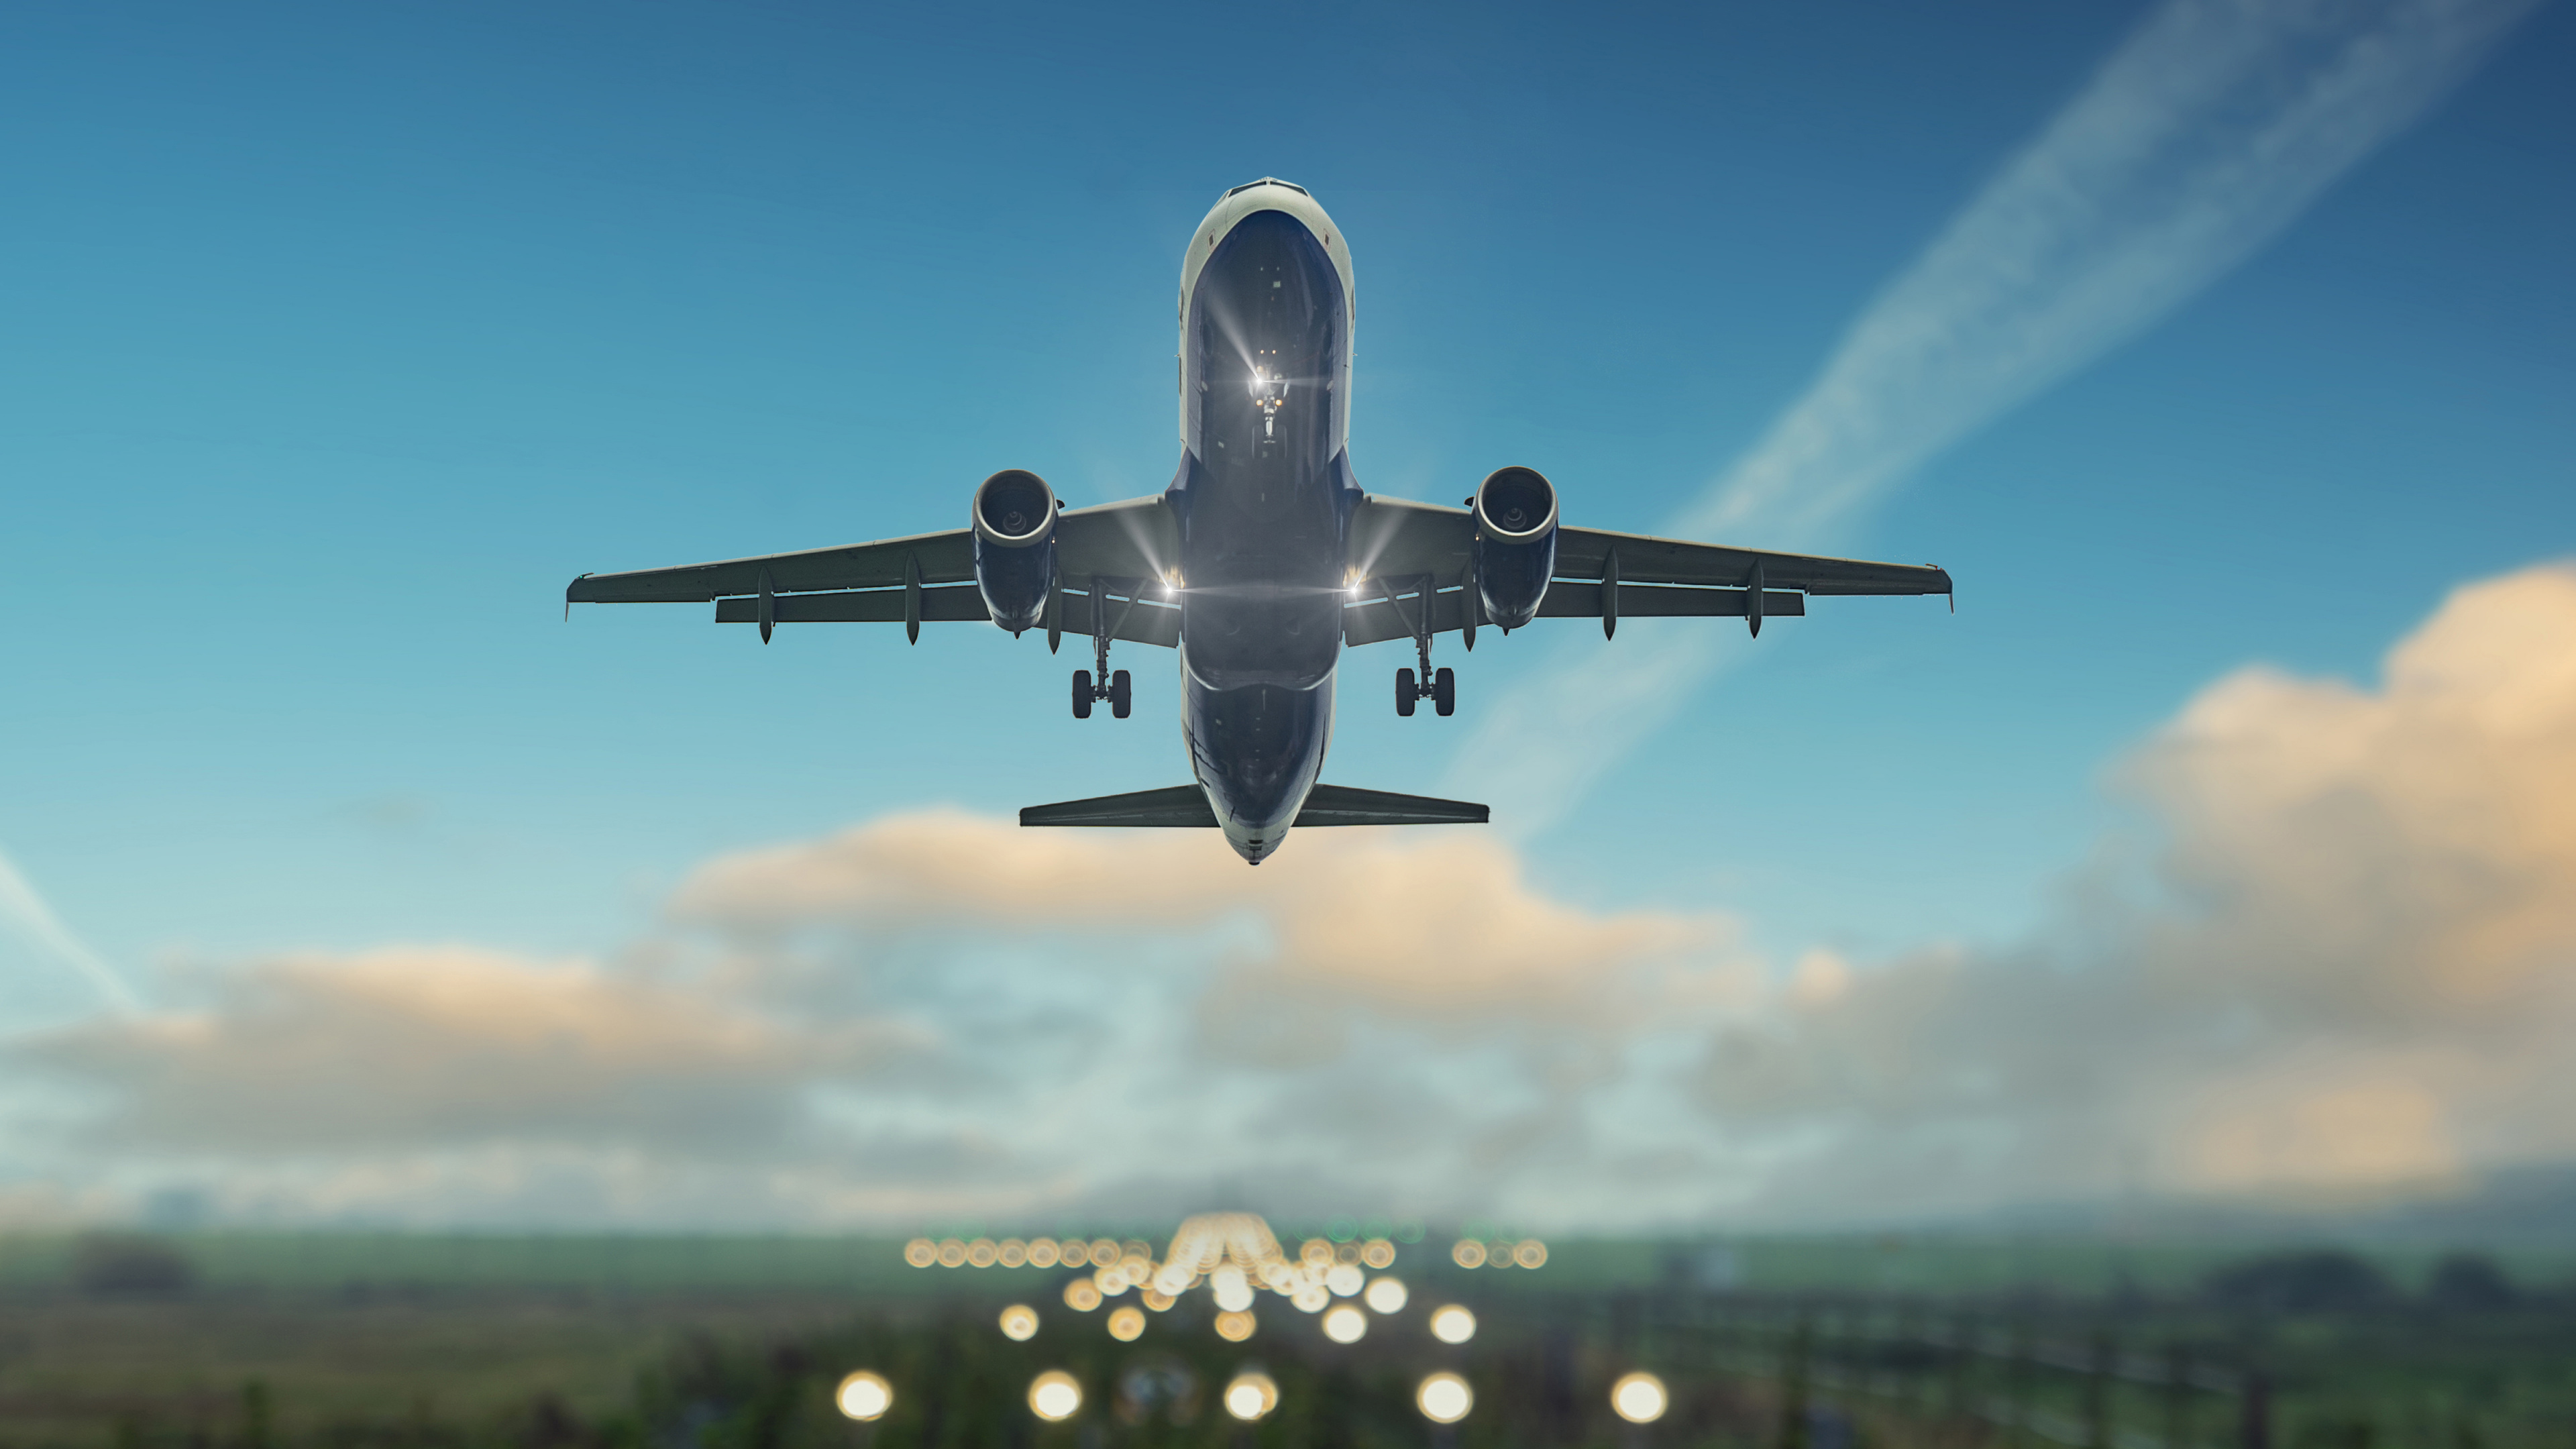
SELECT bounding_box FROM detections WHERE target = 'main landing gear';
[1395,665,1455,717]
[1073,668,1131,720]
[1071,579,1136,720]
[1378,575,1456,718]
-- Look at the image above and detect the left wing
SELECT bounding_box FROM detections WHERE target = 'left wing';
[565,494,1184,646]
[1340,496,1951,646]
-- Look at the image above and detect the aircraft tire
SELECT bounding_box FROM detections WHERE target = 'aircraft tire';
[1073,670,1093,719]
[1396,668,1417,717]
[1434,667,1456,716]
[1110,669,1132,719]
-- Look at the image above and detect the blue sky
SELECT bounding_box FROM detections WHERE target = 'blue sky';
[2,0,2572,1229]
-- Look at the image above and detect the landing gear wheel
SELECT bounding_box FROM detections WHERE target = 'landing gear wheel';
[1072,669,1093,719]
[1109,669,1132,719]
[1396,668,1417,717]
[1434,667,1456,716]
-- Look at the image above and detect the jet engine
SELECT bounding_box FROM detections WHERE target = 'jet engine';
[971,469,1059,633]
[1470,466,1559,629]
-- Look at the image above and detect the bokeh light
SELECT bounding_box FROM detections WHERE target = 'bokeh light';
[903,1238,936,1268]
[1429,1305,1477,1344]
[998,1238,1028,1267]
[1107,1305,1146,1341]
[1300,1238,1334,1267]
[1325,1262,1363,1296]
[1451,1240,1487,1269]
[1222,1371,1279,1421]
[1214,1310,1257,1342]
[998,1304,1039,1341]
[1514,1239,1549,1269]
[1363,1276,1408,1313]
[967,1238,998,1267]
[1059,1238,1091,1267]
[1321,1304,1367,1344]
[1416,1372,1473,1424]
[937,1238,968,1267]
[1291,1283,1330,1313]
[1028,1238,1061,1268]
[1611,1371,1668,1424]
[1360,1238,1396,1269]
[1028,1371,1082,1421]
[1141,1289,1175,1311]
[1094,1263,1130,1296]
[1063,1279,1102,1311]
[835,1371,893,1421]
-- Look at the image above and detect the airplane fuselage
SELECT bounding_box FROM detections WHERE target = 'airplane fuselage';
[1170,182,1359,863]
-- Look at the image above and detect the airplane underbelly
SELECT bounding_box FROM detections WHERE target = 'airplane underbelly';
[1183,672,1334,858]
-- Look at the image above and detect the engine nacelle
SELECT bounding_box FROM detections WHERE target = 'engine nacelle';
[1470,466,1559,630]
[971,469,1059,633]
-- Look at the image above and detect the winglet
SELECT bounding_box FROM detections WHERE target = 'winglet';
[565,573,590,622]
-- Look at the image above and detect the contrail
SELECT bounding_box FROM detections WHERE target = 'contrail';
[1444,0,2540,834]
[0,845,142,1016]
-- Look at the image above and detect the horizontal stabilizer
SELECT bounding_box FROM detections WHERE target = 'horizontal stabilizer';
[1020,786,1219,828]
[1018,783,1489,829]
[1293,784,1489,826]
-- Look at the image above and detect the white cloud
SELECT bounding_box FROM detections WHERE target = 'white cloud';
[7,566,2575,1230]
[1448,0,2540,835]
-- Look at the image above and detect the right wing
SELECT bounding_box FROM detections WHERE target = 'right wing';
[565,494,1183,645]
[1340,495,1951,645]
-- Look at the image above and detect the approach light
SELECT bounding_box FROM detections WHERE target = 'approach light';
[998,1304,1039,1341]
[1428,1304,1477,1344]
[1362,1276,1407,1314]
[1611,1372,1669,1424]
[1028,1371,1083,1421]
[1416,1372,1473,1424]
[835,1371,893,1421]
[1224,1371,1279,1421]
[1321,1304,1367,1344]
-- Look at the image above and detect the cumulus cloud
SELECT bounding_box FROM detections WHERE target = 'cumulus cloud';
[7,566,2575,1229]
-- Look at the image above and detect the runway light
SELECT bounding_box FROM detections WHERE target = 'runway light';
[1429,1305,1477,1344]
[1028,1238,1061,1268]
[1611,1372,1669,1424]
[1361,1238,1396,1269]
[999,1238,1028,1267]
[998,1304,1039,1341]
[835,1371,893,1421]
[903,1238,936,1268]
[1450,1240,1487,1269]
[1108,1305,1146,1341]
[1363,1276,1407,1314]
[1028,1371,1083,1421]
[1224,1371,1279,1421]
[1514,1239,1549,1269]
[1063,1279,1102,1311]
[1214,1309,1256,1342]
[967,1238,998,1267]
[1416,1372,1473,1424]
[1321,1304,1367,1344]
[937,1238,968,1267]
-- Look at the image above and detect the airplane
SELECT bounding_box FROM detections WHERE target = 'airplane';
[566,178,1951,865]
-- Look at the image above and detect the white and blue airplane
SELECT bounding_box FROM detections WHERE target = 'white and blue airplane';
[568,179,1951,864]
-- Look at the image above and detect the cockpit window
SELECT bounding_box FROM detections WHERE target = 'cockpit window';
[1224,178,1310,198]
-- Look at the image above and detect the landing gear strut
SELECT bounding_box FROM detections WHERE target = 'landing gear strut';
[1381,574,1457,718]
[1071,578,1140,720]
